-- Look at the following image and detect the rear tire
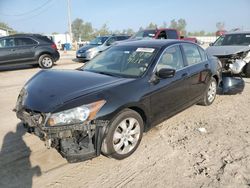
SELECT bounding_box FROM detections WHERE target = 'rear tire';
[244,63,250,78]
[199,77,217,106]
[38,54,54,69]
[101,109,144,160]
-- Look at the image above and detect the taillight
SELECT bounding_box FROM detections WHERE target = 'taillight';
[51,43,57,50]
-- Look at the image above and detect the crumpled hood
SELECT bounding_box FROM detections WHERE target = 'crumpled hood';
[22,69,130,112]
[206,45,250,57]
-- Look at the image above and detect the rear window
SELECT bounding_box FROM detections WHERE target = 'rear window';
[36,36,53,43]
[166,30,178,39]
[182,44,203,65]
[15,37,37,46]
[117,36,130,40]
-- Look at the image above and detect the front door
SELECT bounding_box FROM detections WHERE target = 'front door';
[149,45,190,124]
[181,43,211,100]
[13,37,38,63]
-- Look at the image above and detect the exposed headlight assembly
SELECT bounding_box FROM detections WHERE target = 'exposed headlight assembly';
[47,100,106,126]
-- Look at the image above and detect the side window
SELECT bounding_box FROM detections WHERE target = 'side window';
[182,44,202,65]
[15,38,37,46]
[0,38,14,48]
[157,31,166,39]
[166,30,178,39]
[156,45,184,71]
[117,36,128,41]
[106,37,116,46]
[198,46,207,61]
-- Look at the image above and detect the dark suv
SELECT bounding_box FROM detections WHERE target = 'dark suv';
[0,34,60,68]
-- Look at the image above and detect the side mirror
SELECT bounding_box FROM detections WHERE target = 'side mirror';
[180,35,185,39]
[209,42,214,46]
[156,68,175,79]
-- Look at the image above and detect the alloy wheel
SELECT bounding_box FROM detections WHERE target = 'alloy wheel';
[41,57,53,68]
[112,117,141,155]
[207,80,217,103]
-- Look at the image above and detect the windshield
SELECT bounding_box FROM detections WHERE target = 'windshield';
[83,46,157,78]
[132,30,156,39]
[214,33,250,46]
[89,36,109,45]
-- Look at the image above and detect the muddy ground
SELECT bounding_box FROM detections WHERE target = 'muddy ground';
[0,57,250,188]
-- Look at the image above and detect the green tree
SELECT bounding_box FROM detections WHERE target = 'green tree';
[0,22,16,34]
[146,22,158,29]
[160,21,168,28]
[169,18,187,35]
[71,18,94,41]
[169,19,178,29]
[71,18,84,41]
[82,22,94,41]
[121,28,135,35]
[95,23,110,36]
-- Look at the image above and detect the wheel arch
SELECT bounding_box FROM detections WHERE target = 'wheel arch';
[212,74,219,86]
[36,51,54,61]
[128,106,148,132]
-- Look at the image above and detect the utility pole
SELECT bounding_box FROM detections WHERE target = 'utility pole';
[67,0,72,43]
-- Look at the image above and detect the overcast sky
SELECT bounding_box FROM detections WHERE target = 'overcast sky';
[0,0,249,34]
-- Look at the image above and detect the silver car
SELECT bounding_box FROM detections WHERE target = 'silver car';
[206,30,250,77]
[76,35,130,62]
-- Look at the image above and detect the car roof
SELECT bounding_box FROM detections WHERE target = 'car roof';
[7,34,44,37]
[97,35,130,38]
[225,30,250,35]
[115,39,188,48]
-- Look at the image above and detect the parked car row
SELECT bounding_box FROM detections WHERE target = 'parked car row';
[75,28,198,62]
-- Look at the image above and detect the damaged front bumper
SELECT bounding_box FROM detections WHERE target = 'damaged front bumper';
[16,109,109,163]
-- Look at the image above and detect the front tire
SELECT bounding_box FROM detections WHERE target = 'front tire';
[199,77,217,106]
[101,109,144,160]
[38,54,54,69]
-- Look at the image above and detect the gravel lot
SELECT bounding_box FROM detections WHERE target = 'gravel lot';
[0,56,250,188]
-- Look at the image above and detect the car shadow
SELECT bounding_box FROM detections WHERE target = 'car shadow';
[0,64,38,72]
[0,123,41,188]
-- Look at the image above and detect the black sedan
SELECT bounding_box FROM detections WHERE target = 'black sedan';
[15,40,221,162]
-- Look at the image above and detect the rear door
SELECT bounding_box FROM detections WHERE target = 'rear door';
[181,43,211,100]
[13,37,38,63]
[0,37,15,65]
[150,45,190,123]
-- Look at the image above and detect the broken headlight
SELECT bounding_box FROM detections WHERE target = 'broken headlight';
[47,100,106,126]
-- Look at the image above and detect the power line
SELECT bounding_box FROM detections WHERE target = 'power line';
[0,0,52,17]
